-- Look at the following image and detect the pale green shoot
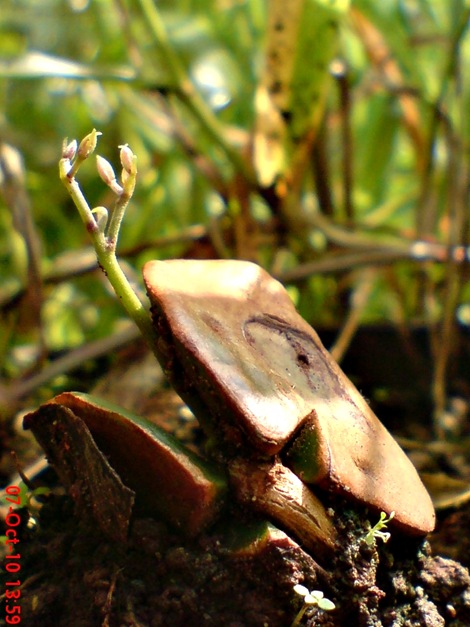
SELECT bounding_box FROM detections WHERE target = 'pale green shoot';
[291,584,335,626]
[59,130,160,359]
[364,511,395,546]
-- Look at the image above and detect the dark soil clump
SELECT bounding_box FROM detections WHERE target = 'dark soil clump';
[5,494,470,627]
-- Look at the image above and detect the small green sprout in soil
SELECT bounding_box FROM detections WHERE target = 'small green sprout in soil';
[1,481,50,513]
[0,482,50,544]
[291,584,335,626]
[364,510,395,546]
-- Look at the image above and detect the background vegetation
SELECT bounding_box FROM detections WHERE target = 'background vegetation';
[0,0,469,430]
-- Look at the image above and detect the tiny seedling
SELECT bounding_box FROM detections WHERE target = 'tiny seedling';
[0,482,50,544]
[364,510,395,546]
[1,481,51,513]
[291,584,335,626]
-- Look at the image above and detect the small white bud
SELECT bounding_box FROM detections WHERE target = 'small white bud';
[96,155,116,186]
[62,138,77,160]
[119,144,136,174]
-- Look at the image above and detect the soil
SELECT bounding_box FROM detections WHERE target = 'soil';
[2,332,470,627]
[2,487,470,626]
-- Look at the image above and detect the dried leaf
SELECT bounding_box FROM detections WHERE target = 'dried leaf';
[25,392,227,537]
[23,403,134,542]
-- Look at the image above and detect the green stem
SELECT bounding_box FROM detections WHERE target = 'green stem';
[136,0,255,184]
[59,157,106,251]
[106,156,137,251]
[290,603,307,627]
[59,155,159,357]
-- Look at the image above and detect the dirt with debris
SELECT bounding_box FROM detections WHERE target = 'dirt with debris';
[2,333,470,627]
[2,485,470,627]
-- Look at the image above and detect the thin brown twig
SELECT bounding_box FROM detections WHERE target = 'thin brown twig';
[415,7,470,237]
[329,270,375,364]
[332,60,354,223]
[431,58,469,434]
[0,324,140,407]
[311,119,334,217]
[0,226,208,313]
